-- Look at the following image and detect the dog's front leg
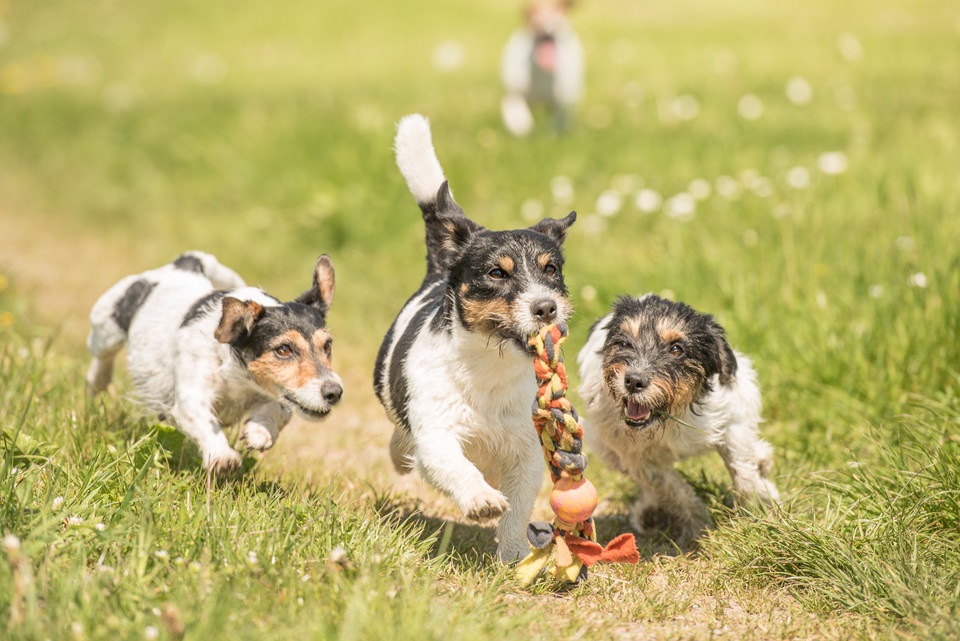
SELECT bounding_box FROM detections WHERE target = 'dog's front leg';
[494,442,543,562]
[241,402,292,452]
[717,425,780,504]
[415,429,509,522]
[172,365,242,475]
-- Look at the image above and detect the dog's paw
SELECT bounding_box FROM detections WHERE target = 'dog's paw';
[735,476,781,505]
[204,449,243,477]
[241,423,275,452]
[462,488,510,522]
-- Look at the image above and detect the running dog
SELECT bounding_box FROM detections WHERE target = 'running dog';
[577,294,779,545]
[375,114,577,560]
[87,252,342,475]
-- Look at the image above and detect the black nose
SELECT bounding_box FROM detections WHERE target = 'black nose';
[530,298,558,323]
[322,381,343,405]
[624,372,649,394]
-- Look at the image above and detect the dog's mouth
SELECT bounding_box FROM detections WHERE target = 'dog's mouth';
[282,395,330,421]
[622,398,655,428]
[496,327,528,352]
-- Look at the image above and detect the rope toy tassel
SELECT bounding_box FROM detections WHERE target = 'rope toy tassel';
[516,323,639,587]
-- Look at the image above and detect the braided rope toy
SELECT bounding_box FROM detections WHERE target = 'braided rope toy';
[516,323,640,586]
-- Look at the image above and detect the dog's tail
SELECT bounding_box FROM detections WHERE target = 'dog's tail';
[395,114,470,275]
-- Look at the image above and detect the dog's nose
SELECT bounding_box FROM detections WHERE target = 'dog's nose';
[322,381,343,405]
[624,372,650,394]
[530,298,558,323]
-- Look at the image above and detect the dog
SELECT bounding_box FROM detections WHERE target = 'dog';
[500,1,584,136]
[577,294,779,545]
[375,114,577,560]
[87,251,343,475]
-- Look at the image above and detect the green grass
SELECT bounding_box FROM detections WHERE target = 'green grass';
[2,0,960,638]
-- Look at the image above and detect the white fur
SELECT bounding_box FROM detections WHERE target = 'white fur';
[578,313,779,543]
[401,314,544,561]
[394,114,447,204]
[86,253,338,474]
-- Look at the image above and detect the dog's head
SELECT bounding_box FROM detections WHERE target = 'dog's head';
[599,295,737,429]
[214,255,343,420]
[429,183,576,351]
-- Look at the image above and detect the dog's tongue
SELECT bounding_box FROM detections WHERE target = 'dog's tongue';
[534,39,557,72]
[625,400,650,421]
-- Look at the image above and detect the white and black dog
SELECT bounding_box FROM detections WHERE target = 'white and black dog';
[375,114,577,560]
[87,252,342,475]
[578,294,779,545]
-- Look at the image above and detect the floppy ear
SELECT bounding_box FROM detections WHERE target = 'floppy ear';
[704,320,738,385]
[295,254,335,315]
[529,211,577,244]
[215,298,264,344]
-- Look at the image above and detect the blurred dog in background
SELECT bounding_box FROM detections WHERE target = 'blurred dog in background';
[500,1,584,136]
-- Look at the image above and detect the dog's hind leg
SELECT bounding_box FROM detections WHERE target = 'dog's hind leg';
[86,274,149,395]
[174,251,246,290]
[627,466,712,548]
[389,427,416,474]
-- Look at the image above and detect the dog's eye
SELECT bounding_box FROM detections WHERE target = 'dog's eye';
[488,267,508,280]
[669,343,684,356]
[274,344,294,359]
[323,340,333,358]
[613,339,632,350]
[543,263,557,276]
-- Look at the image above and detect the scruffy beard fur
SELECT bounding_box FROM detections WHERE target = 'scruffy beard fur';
[578,294,780,548]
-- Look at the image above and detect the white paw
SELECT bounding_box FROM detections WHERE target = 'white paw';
[204,449,243,477]
[461,488,510,522]
[241,423,275,452]
[736,477,781,505]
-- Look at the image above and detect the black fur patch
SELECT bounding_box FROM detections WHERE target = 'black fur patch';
[180,290,227,327]
[173,253,204,273]
[227,302,326,362]
[112,279,156,332]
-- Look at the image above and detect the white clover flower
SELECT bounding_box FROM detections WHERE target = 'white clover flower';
[595,190,623,217]
[431,40,464,72]
[65,516,83,526]
[715,176,741,200]
[664,193,696,221]
[520,198,544,222]
[154,550,169,559]
[786,166,811,189]
[95,523,106,532]
[737,94,764,120]
[671,94,700,121]
[247,550,259,564]
[634,188,662,213]
[550,175,574,205]
[895,236,915,252]
[145,626,159,641]
[3,533,20,553]
[909,272,928,288]
[838,33,863,62]
[868,284,885,299]
[687,178,712,200]
[817,152,849,175]
[785,76,813,105]
[52,496,65,510]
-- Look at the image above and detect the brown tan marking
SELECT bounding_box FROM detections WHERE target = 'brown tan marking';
[497,255,515,273]
[656,316,687,342]
[461,298,513,335]
[659,328,686,344]
[310,328,334,368]
[246,330,319,392]
[620,316,643,339]
[536,253,552,271]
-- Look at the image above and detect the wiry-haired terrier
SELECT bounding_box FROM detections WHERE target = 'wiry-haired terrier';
[577,294,779,546]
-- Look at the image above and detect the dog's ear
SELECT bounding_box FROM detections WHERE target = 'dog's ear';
[435,180,465,217]
[529,211,577,244]
[215,298,264,344]
[426,182,481,269]
[295,254,335,315]
[703,320,738,385]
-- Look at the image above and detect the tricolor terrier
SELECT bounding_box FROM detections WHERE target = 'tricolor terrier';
[87,252,343,475]
[375,114,577,560]
[577,294,779,546]
[500,0,584,136]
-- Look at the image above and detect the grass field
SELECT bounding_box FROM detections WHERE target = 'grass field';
[2,0,959,638]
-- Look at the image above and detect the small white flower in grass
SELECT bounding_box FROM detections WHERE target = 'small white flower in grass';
[53,496,65,510]
[909,272,928,288]
[688,179,711,200]
[838,33,863,62]
[868,284,885,298]
[95,523,106,532]
[751,177,774,198]
[520,198,544,222]
[65,516,83,526]
[816,291,828,309]
[715,176,741,200]
[270,555,277,566]
[786,166,811,189]
[550,175,574,205]
[595,190,623,217]
[4,533,20,553]
[247,550,258,564]
[154,550,169,559]
[847,461,863,469]
[785,76,813,105]
[145,626,159,641]
[737,94,764,120]
[664,193,696,221]
[634,188,662,213]
[297,597,304,606]
[580,285,597,302]
[896,236,915,252]
[71,622,84,639]
[817,152,848,175]
[431,40,464,72]
[671,94,700,121]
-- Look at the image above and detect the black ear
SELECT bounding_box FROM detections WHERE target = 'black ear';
[529,211,577,244]
[704,320,738,385]
[435,180,465,217]
[295,254,335,315]
[215,298,264,344]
